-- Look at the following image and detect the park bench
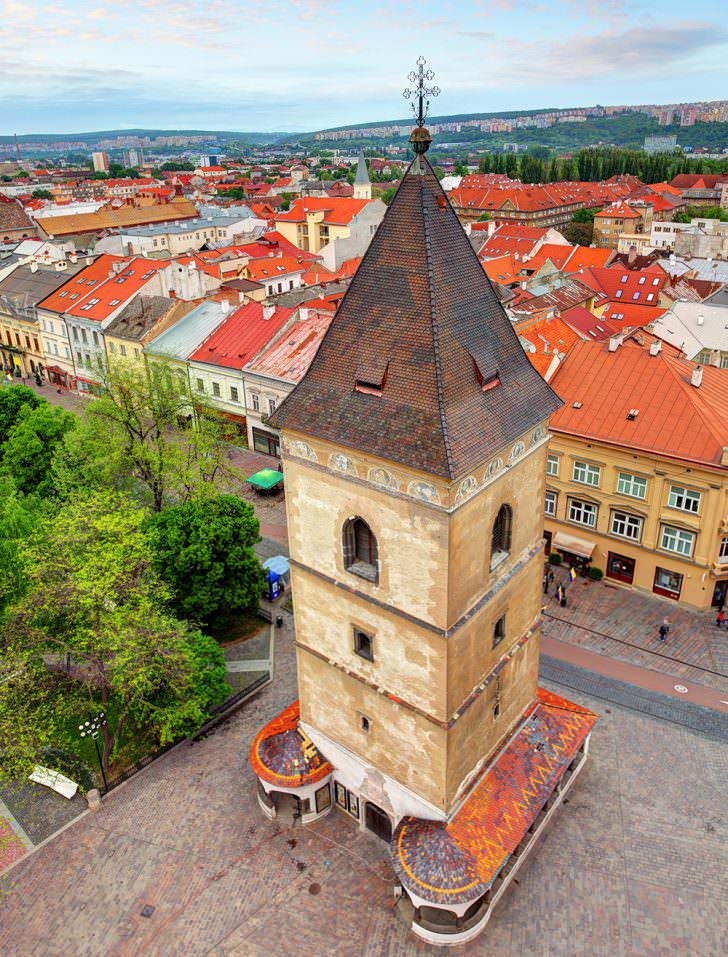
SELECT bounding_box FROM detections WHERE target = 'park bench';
[28,765,78,799]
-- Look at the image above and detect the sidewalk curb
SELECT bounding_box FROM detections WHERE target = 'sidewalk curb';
[540,655,728,739]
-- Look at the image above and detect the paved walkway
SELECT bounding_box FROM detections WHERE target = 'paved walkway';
[542,568,728,696]
[1,609,726,957]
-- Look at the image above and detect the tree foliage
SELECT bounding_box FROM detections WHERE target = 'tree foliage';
[0,385,43,445]
[52,359,242,511]
[0,475,44,618]
[145,495,264,625]
[0,491,230,775]
[1,403,76,497]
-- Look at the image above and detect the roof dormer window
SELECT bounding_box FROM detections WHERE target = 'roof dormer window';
[354,358,388,396]
[471,354,500,392]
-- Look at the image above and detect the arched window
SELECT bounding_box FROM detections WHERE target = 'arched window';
[490,504,512,570]
[343,517,378,583]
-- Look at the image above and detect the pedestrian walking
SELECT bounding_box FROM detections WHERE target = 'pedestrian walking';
[658,617,670,641]
[717,611,724,629]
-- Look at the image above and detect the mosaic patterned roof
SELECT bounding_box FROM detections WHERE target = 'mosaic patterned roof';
[392,688,597,906]
[249,700,333,789]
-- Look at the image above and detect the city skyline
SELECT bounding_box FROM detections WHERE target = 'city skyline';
[1,0,727,135]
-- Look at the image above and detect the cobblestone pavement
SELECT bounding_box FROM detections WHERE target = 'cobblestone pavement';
[542,568,728,694]
[1,612,726,957]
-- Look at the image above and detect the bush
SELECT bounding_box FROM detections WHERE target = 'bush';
[547,552,562,565]
[588,566,604,581]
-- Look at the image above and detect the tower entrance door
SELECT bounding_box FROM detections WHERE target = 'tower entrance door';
[364,802,392,842]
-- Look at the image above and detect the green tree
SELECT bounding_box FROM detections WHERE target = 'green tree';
[563,221,594,246]
[572,207,602,223]
[0,385,43,445]
[675,205,728,223]
[31,188,52,199]
[1,403,76,497]
[52,358,240,511]
[0,475,43,617]
[380,187,397,206]
[0,491,230,774]
[145,495,264,625]
[477,212,491,222]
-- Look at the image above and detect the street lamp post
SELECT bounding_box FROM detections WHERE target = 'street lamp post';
[79,712,108,794]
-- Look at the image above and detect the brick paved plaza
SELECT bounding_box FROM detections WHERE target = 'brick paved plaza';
[1,614,726,957]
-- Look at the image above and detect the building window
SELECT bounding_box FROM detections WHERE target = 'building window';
[230,386,239,403]
[268,397,277,415]
[493,700,500,719]
[573,461,600,487]
[73,327,79,342]
[108,341,115,354]
[544,490,557,516]
[251,392,260,412]
[196,378,205,392]
[490,504,512,570]
[119,344,126,357]
[359,714,371,733]
[92,331,99,347]
[610,510,643,541]
[212,381,221,397]
[660,525,694,557]
[493,614,506,649]
[667,485,701,514]
[81,328,88,344]
[719,537,728,562]
[343,517,378,583]
[653,566,683,600]
[354,629,374,662]
[546,454,559,476]
[568,498,598,527]
[616,471,647,499]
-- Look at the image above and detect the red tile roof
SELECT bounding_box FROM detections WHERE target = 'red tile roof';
[600,302,667,329]
[392,689,597,906]
[277,196,371,226]
[188,299,294,370]
[550,338,728,469]
[247,308,335,382]
[38,254,121,314]
[249,700,332,789]
[560,305,621,340]
[58,257,165,322]
[578,265,666,307]
[245,254,306,282]
[515,313,581,356]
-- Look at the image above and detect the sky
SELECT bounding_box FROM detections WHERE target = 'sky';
[2,0,727,136]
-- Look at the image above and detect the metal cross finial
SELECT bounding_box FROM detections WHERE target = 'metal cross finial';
[403,56,440,127]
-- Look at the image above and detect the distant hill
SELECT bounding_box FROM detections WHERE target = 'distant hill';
[0,129,293,146]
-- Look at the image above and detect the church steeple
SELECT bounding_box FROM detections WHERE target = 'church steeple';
[353,149,371,200]
[270,151,561,479]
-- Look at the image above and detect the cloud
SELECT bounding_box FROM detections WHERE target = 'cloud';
[550,21,727,76]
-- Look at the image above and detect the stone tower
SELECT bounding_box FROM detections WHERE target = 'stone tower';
[250,123,597,947]
[353,148,371,200]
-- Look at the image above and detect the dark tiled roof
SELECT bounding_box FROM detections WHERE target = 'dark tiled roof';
[0,262,86,308]
[104,296,179,341]
[270,155,561,479]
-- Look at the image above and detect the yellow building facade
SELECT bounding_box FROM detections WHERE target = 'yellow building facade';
[545,435,728,610]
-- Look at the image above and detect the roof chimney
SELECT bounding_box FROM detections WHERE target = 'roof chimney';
[649,339,662,356]
[691,364,703,388]
[627,245,637,265]
[608,333,622,352]
[263,303,275,321]
[30,261,38,273]
[697,313,704,326]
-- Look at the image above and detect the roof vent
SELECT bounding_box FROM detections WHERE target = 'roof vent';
[572,401,583,409]
[649,340,662,356]
[627,408,639,420]
[691,364,703,388]
[697,313,704,326]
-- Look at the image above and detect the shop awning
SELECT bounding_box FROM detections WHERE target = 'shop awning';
[246,468,283,490]
[553,531,596,559]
